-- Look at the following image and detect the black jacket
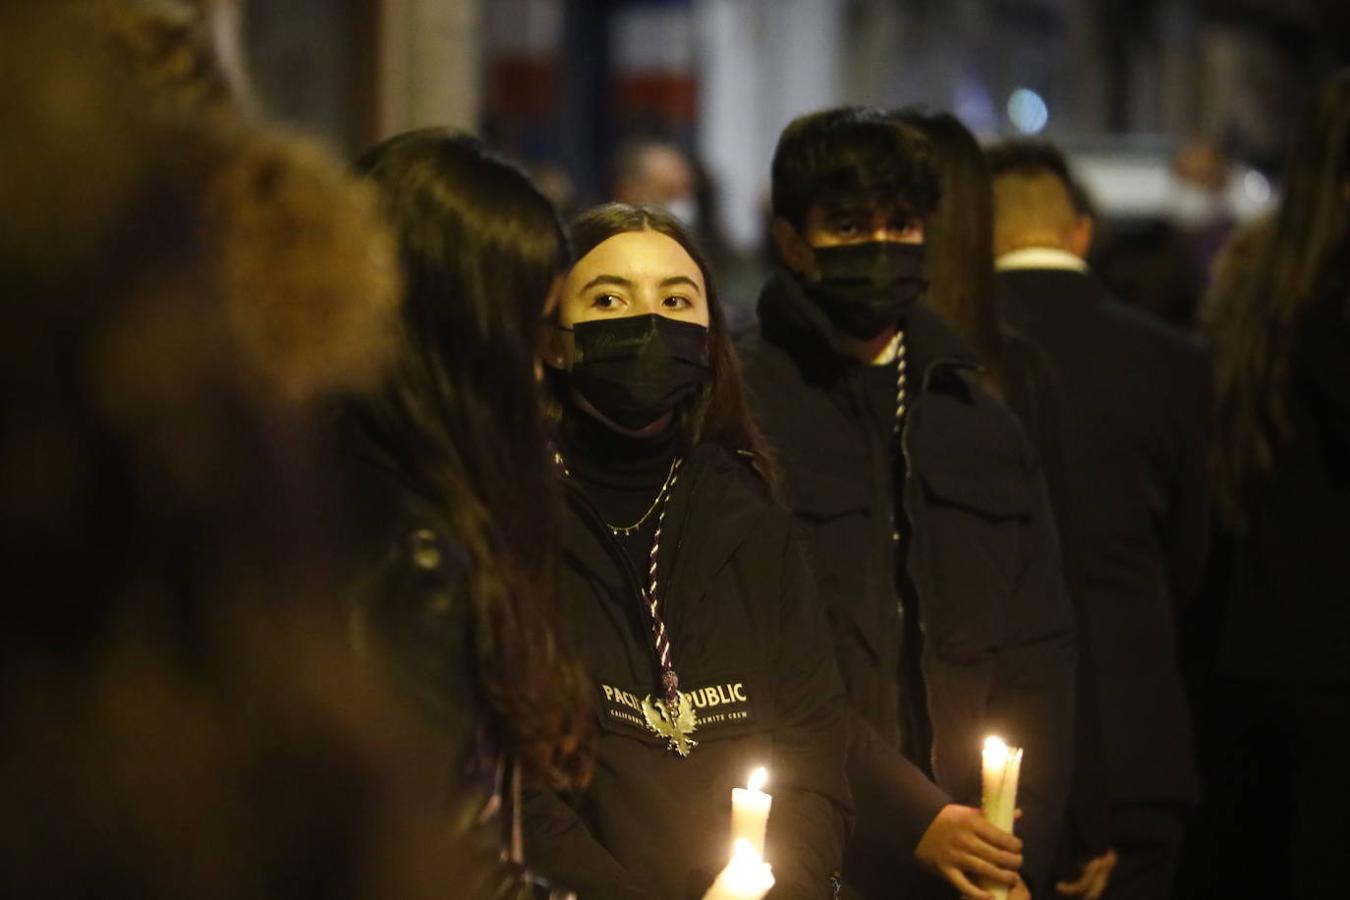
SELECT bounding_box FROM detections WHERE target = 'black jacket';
[999,266,1210,807]
[738,272,1077,894]
[521,444,852,900]
[1000,326,1114,866]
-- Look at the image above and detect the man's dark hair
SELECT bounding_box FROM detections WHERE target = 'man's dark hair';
[771,106,939,228]
[985,139,1094,217]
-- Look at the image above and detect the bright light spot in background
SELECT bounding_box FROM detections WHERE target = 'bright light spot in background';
[954,72,999,134]
[1007,88,1049,135]
[1243,170,1272,205]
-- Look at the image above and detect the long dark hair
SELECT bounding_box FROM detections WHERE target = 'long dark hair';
[352,129,590,787]
[556,203,780,490]
[1207,70,1350,526]
[892,109,1010,396]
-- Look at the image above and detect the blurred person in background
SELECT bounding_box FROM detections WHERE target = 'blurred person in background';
[895,110,1117,900]
[738,107,1076,900]
[987,140,1211,900]
[349,129,595,897]
[613,137,702,230]
[526,203,851,900]
[1195,68,1350,899]
[1,6,478,898]
[612,137,759,332]
[1090,138,1234,333]
[1168,139,1237,297]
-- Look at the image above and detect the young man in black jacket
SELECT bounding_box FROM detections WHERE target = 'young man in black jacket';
[736,108,1076,899]
[987,141,1210,900]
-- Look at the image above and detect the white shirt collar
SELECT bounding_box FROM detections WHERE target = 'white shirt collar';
[994,246,1089,273]
[871,330,903,366]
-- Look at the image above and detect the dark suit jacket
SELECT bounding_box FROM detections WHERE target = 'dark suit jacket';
[998,266,1211,807]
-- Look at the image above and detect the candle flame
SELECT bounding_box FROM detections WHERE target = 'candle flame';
[984,735,1010,765]
[733,838,756,861]
[748,766,768,792]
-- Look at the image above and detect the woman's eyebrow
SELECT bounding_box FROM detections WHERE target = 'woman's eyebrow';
[659,275,702,294]
[579,274,635,292]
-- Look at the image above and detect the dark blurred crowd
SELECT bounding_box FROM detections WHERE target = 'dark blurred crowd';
[3,3,1347,899]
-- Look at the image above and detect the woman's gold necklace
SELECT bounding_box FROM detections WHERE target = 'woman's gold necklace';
[603,456,682,536]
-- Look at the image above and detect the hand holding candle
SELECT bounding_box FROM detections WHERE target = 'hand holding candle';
[730,766,772,859]
[702,839,775,900]
[981,736,1024,900]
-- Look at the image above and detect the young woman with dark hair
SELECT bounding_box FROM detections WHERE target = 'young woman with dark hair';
[1193,70,1350,897]
[345,129,592,896]
[890,110,1064,462]
[524,203,850,900]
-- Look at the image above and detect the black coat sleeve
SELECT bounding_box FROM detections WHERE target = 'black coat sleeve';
[1005,339,1114,871]
[1057,617,1113,869]
[520,786,650,900]
[984,464,1077,895]
[1164,342,1213,607]
[845,708,950,860]
[764,525,854,900]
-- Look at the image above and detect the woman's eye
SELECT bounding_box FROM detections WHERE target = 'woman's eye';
[592,293,623,310]
[662,295,691,310]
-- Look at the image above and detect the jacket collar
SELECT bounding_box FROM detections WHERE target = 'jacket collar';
[756,267,980,388]
[560,444,771,605]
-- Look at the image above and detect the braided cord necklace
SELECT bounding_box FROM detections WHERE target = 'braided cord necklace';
[640,460,691,745]
[894,329,908,427]
[890,329,908,543]
[554,450,696,756]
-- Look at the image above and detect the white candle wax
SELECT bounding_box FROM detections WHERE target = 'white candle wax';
[730,766,772,859]
[981,736,1024,900]
[703,839,775,900]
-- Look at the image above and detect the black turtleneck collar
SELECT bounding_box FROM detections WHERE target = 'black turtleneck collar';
[559,401,678,492]
[557,401,681,566]
[756,266,981,386]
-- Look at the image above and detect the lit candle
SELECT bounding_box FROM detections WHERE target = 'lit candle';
[703,839,775,900]
[981,736,1024,900]
[730,766,772,859]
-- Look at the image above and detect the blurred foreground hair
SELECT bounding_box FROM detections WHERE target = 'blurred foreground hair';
[1206,69,1350,526]
[3,9,476,897]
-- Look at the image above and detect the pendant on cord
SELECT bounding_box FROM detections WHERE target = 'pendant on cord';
[642,690,698,757]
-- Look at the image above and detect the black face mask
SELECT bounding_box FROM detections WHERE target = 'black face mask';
[566,314,711,430]
[803,241,927,340]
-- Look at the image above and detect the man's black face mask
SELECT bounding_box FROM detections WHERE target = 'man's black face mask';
[802,241,927,340]
[566,314,710,430]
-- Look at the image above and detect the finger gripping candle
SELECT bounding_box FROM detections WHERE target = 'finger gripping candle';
[981,736,1024,900]
[730,767,772,859]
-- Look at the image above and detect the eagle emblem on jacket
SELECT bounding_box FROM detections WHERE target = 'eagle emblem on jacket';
[642,692,698,757]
